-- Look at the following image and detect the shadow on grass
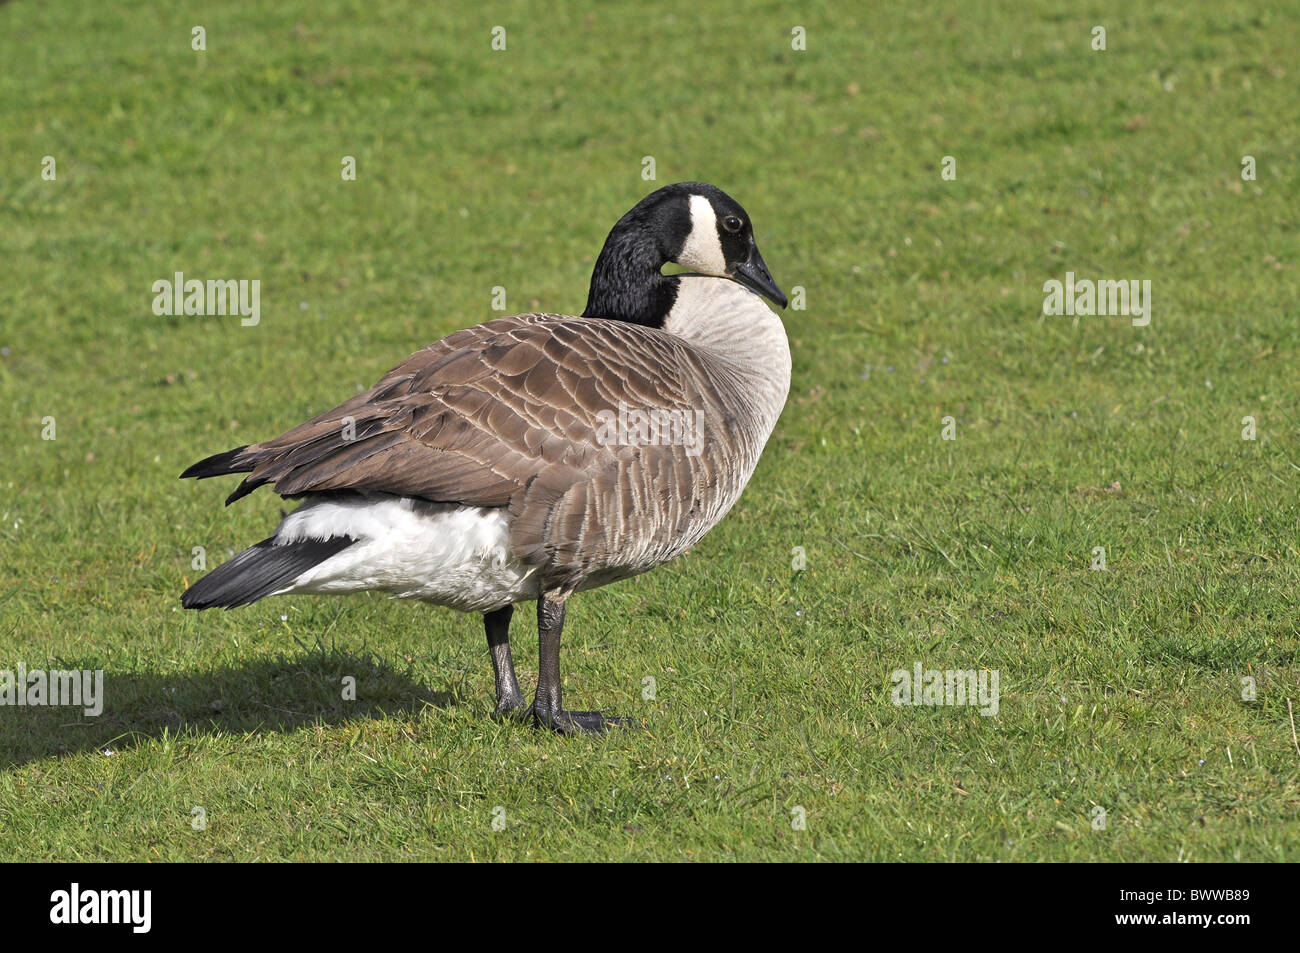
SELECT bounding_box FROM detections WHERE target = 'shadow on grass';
[0,645,461,768]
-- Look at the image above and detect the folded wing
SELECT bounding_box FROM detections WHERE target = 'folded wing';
[182,313,727,586]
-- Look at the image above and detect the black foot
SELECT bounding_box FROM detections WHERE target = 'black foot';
[534,708,641,735]
[493,698,533,722]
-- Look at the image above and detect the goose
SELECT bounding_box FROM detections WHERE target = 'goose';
[180,181,791,733]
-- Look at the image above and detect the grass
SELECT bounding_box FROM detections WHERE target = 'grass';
[1,0,1298,861]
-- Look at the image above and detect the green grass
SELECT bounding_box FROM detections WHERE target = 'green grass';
[1,0,1298,861]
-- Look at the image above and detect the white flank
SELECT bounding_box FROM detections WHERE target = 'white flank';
[271,493,539,612]
[675,194,727,275]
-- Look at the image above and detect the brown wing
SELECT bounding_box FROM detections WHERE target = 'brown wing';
[196,313,735,585]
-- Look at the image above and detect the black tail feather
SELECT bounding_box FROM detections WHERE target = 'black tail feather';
[180,445,252,480]
[181,535,357,610]
[224,476,266,507]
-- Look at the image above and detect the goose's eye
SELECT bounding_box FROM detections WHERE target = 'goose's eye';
[722,216,743,233]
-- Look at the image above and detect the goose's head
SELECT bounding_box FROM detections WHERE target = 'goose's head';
[583,182,787,327]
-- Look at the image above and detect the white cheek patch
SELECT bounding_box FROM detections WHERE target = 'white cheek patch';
[676,194,727,275]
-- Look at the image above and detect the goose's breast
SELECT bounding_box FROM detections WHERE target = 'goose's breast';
[550,434,765,587]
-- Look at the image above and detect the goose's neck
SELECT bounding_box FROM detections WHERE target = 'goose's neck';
[663,277,792,429]
[581,228,677,327]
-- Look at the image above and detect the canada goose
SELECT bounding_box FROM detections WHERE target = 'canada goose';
[180,181,791,733]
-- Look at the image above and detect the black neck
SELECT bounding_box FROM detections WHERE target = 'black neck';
[581,226,678,328]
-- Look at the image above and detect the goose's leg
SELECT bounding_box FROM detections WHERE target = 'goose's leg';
[485,605,529,720]
[532,593,637,734]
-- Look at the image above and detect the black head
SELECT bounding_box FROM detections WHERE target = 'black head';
[582,182,787,326]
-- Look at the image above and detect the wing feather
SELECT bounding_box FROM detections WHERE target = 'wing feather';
[191,312,749,587]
